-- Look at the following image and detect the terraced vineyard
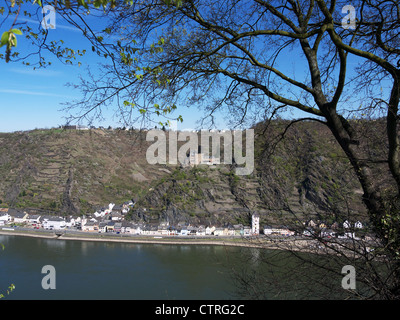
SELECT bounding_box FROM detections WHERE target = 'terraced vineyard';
[0,121,373,227]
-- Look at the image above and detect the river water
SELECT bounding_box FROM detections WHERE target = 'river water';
[0,234,353,300]
[0,235,254,300]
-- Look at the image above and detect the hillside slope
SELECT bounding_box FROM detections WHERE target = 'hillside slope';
[0,121,377,227]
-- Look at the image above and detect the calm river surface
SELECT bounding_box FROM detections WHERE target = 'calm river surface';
[0,235,254,300]
[0,234,353,300]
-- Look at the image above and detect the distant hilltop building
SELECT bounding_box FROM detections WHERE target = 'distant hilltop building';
[183,145,221,167]
[63,125,89,130]
[187,150,220,166]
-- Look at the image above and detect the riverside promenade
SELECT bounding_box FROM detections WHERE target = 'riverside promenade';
[0,227,317,252]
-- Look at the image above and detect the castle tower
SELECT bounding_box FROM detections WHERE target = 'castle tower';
[251,213,260,235]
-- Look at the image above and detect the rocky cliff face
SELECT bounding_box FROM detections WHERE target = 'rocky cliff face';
[131,121,368,227]
[0,121,374,227]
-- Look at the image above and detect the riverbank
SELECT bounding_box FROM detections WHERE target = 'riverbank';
[0,228,316,252]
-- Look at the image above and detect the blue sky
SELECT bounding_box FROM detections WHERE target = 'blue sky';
[0,59,219,132]
[0,32,218,133]
[0,5,100,132]
[0,63,80,132]
[0,2,382,133]
[0,5,192,132]
[0,4,227,133]
[0,2,305,133]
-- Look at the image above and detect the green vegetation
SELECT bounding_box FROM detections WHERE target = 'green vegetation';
[0,122,370,227]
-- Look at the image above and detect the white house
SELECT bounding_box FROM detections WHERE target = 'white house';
[167,227,178,236]
[263,226,274,235]
[0,213,10,224]
[178,227,189,236]
[121,221,133,234]
[12,211,29,223]
[303,227,314,237]
[0,209,10,225]
[114,222,122,233]
[142,225,159,235]
[74,216,82,224]
[27,214,41,226]
[343,220,351,229]
[320,228,336,238]
[213,228,225,236]
[129,224,143,235]
[122,206,130,214]
[65,216,79,228]
[107,203,115,213]
[99,222,108,233]
[94,203,115,218]
[279,226,295,236]
[82,221,98,232]
[94,211,104,218]
[205,226,215,235]
[41,217,66,230]
[110,213,123,221]
[158,224,170,235]
[338,232,358,240]
[306,219,318,228]
[263,226,294,236]
[342,220,363,230]
[355,221,363,229]
[197,227,206,236]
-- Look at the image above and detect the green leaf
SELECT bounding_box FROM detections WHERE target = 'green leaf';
[0,31,9,47]
[11,29,22,35]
